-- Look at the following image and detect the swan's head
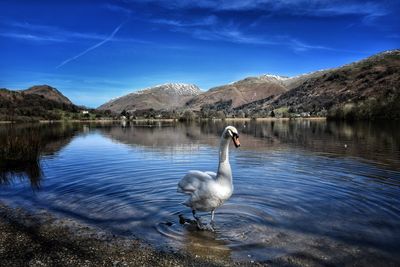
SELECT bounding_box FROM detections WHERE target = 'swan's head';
[224,126,240,148]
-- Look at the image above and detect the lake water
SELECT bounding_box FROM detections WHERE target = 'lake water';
[1,120,400,264]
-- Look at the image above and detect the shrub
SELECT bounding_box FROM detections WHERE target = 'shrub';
[180,110,196,122]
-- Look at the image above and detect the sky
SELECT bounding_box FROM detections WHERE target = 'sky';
[0,0,399,108]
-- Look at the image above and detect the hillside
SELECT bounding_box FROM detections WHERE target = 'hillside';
[95,50,399,120]
[24,85,73,105]
[0,85,79,121]
[186,75,289,110]
[3,50,397,122]
[238,50,400,119]
[98,83,201,113]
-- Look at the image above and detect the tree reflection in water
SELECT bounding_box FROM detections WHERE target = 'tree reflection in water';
[1,120,399,189]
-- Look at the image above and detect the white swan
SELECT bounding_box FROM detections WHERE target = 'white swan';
[177,126,240,230]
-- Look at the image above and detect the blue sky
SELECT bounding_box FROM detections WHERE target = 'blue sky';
[0,0,399,107]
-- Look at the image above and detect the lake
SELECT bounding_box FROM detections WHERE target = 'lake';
[1,120,400,264]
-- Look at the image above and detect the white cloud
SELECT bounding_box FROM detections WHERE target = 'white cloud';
[0,19,149,44]
[190,27,277,45]
[172,23,335,52]
[0,32,65,42]
[149,15,217,27]
[127,0,388,18]
[103,3,132,14]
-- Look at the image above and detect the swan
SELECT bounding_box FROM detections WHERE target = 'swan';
[177,126,240,230]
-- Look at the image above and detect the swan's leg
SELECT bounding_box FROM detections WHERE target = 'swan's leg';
[192,210,200,220]
[193,210,209,230]
[192,210,215,231]
[192,210,204,230]
[178,214,187,224]
[208,210,216,231]
[192,210,202,227]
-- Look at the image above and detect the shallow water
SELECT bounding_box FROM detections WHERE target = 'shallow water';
[1,120,400,263]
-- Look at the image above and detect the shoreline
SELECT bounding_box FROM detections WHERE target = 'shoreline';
[0,203,240,266]
[0,117,327,124]
[1,202,397,266]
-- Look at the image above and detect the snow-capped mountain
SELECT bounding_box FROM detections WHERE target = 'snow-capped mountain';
[98,50,400,115]
[98,83,201,113]
[135,83,200,96]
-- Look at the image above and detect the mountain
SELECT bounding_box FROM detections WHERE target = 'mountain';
[98,83,201,113]
[0,85,79,121]
[97,49,400,120]
[0,85,72,103]
[186,75,289,110]
[238,50,400,119]
[24,85,73,105]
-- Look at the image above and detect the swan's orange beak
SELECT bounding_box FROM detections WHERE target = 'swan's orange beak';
[232,135,240,148]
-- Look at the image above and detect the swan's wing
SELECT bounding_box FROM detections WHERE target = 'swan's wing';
[177,170,213,194]
[205,171,217,179]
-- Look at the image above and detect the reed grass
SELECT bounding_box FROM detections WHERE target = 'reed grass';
[0,126,43,188]
[0,126,42,162]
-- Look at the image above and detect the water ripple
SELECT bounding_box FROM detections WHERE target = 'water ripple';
[1,121,400,262]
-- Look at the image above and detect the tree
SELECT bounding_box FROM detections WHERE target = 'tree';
[270,110,275,117]
[181,110,195,121]
[215,111,226,119]
[237,110,245,118]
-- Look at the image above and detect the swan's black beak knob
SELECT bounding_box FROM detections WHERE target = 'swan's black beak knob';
[232,135,240,148]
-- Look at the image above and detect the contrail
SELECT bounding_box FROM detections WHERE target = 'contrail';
[56,21,126,69]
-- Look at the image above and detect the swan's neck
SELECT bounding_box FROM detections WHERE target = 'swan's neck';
[217,136,232,184]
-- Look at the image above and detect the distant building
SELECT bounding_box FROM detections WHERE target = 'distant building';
[300,112,311,117]
[82,110,89,114]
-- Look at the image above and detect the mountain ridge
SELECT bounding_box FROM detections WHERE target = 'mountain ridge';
[98,83,201,113]
[0,85,80,121]
[2,49,398,121]
[23,85,73,105]
[94,49,399,120]
[237,49,400,119]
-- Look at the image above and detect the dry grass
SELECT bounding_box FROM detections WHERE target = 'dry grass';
[0,126,43,188]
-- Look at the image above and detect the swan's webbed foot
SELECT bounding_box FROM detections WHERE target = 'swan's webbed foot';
[179,214,187,224]
[195,219,215,232]
[179,214,197,225]
[208,209,216,231]
[191,210,214,231]
[210,219,216,229]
